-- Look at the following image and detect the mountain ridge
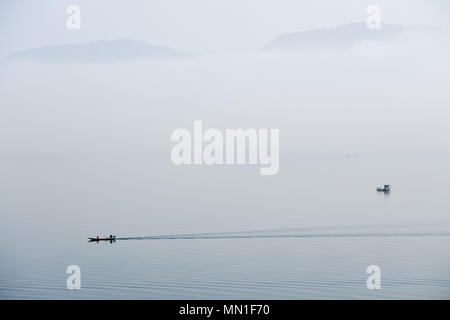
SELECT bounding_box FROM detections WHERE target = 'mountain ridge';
[4,38,185,63]
[263,22,441,51]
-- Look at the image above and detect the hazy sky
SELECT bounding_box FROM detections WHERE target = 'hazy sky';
[1,0,449,58]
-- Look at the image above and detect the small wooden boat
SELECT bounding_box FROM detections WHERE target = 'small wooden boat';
[89,236,116,242]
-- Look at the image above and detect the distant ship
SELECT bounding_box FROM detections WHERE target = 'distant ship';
[376,185,391,192]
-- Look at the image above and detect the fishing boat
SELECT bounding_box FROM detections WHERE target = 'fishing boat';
[376,185,391,192]
[89,235,116,242]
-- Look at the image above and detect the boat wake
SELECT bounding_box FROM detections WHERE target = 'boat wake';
[117,230,450,241]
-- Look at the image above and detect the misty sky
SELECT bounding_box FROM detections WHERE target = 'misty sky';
[1,0,450,59]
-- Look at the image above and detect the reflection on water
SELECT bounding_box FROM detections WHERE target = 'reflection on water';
[88,239,116,244]
[377,190,390,197]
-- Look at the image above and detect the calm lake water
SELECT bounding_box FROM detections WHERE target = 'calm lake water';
[1,152,450,299]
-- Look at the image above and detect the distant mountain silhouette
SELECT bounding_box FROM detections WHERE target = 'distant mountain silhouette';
[5,39,185,62]
[264,23,438,50]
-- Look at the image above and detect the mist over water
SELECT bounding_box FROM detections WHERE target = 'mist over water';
[1,29,450,299]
